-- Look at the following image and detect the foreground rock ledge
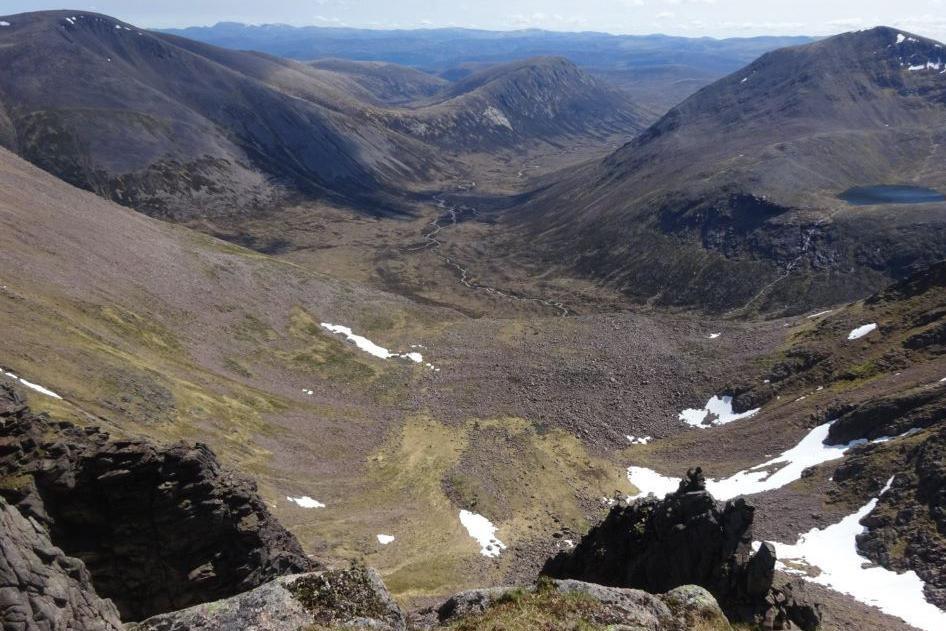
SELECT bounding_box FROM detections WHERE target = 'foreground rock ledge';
[0,497,123,631]
[0,384,316,621]
[130,566,406,631]
[132,567,731,631]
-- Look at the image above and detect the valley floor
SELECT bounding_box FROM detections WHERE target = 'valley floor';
[2,137,943,631]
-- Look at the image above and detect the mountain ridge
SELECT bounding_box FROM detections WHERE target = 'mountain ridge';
[0,10,649,219]
[502,26,946,314]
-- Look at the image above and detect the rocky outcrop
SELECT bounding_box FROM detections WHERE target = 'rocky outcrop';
[836,426,946,608]
[130,565,406,631]
[826,385,945,444]
[0,384,316,622]
[0,496,123,630]
[427,579,731,630]
[542,469,820,629]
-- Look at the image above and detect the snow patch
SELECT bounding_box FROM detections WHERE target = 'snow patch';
[0,21,11,27]
[2,371,62,399]
[376,534,395,545]
[708,333,721,339]
[679,395,760,428]
[286,496,325,509]
[320,323,437,370]
[627,467,681,500]
[770,477,946,631]
[907,59,944,72]
[626,435,652,445]
[847,323,877,340]
[628,421,915,501]
[807,310,833,319]
[459,510,506,558]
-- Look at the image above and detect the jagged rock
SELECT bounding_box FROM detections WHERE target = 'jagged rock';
[0,496,123,630]
[826,386,945,444]
[130,566,406,631]
[541,472,767,611]
[844,426,946,608]
[541,471,820,629]
[763,578,823,631]
[431,579,731,630]
[0,384,317,621]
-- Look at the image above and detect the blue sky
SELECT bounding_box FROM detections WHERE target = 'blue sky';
[4,1,946,40]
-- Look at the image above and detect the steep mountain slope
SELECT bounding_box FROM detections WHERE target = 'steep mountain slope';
[732,262,946,610]
[1,144,699,603]
[309,58,448,105]
[383,57,652,151]
[610,260,946,627]
[506,27,946,314]
[0,11,452,219]
[0,11,651,220]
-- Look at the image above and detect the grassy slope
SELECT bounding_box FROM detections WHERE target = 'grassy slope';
[0,147,635,600]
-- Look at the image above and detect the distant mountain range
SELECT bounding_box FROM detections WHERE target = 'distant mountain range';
[159,23,817,111]
[505,27,946,313]
[0,11,649,218]
[3,11,946,316]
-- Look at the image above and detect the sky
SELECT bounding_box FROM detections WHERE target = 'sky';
[4,1,946,41]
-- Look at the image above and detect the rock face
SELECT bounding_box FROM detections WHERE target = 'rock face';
[0,496,123,630]
[837,426,946,608]
[542,469,819,628]
[542,469,770,611]
[130,565,406,631]
[826,386,945,444]
[0,384,316,622]
[430,579,731,630]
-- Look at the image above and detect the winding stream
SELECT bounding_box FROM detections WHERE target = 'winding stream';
[407,196,570,316]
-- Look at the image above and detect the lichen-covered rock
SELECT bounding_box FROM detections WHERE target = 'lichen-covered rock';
[130,566,406,631]
[431,578,731,630]
[0,383,316,622]
[661,584,731,630]
[435,585,522,622]
[0,496,123,630]
[548,580,681,629]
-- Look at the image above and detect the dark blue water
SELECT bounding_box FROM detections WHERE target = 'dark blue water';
[839,185,946,206]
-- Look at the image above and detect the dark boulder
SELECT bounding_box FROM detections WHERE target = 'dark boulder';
[542,468,820,629]
[0,496,123,630]
[0,384,317,621]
